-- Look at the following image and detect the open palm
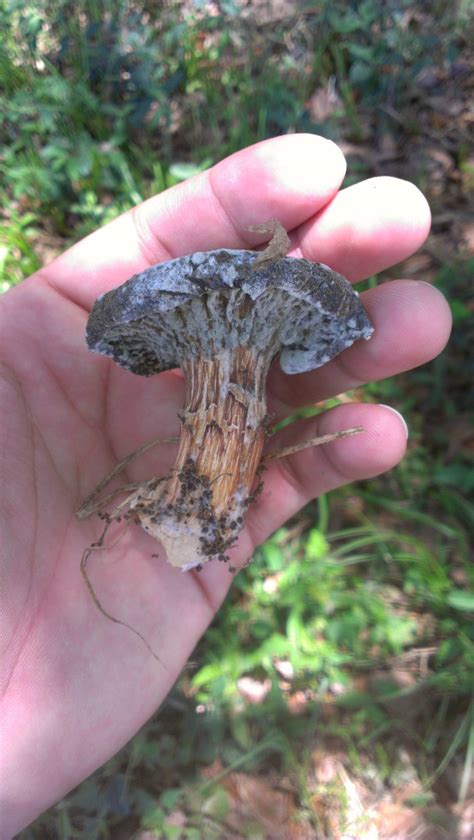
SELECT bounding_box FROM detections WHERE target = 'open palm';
[0,135,451,837]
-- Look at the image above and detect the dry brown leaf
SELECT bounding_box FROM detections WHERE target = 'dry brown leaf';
[222,772,296,839]
[287,690,310,715]
[461,220,474,251]
[164,809,187,828]
[375,802,424,839]
[237,675,272,704]
[306,82,342,123]
[454,797,474,840]
[394,252,435,278]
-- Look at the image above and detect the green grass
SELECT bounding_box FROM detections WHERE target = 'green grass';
[0,212,41,290]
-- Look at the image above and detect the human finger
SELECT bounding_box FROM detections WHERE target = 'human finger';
[35,134,347,309]
[295,175,431,281]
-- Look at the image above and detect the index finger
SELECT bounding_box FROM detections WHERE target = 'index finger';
[35,134,347,310]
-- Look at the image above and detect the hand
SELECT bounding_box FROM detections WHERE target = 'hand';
[0,134,451,836]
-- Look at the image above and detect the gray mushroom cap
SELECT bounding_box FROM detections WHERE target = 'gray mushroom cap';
[86,249,373,375]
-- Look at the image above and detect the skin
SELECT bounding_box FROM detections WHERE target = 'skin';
[0,134,452,837]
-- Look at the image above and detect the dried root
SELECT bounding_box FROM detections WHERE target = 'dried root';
[77,435,178,520]
[81,517,163,662]
[78,436,180,663]
[263,426,363,462]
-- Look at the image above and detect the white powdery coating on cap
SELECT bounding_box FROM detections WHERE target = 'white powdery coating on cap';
[86,249,373,377]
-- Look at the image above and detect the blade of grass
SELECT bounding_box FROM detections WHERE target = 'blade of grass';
[459,697,474,803]
[198,733,288,795]
[361,493,461,538]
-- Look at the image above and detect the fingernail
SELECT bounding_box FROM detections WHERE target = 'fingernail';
[379,405,409,439]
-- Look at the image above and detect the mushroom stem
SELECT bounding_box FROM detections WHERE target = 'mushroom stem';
[173,347,268,508]
[138,345,271,570]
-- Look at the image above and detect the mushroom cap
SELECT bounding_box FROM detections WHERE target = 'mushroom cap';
[86,249,373,375]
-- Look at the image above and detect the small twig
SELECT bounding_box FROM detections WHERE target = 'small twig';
[248,219,290,269]
[77,482,141,519]
[128,474,170,506]
[263,426,363,462]
[81,519,164,665]
[210,471,233,486]
[77,435,178,519]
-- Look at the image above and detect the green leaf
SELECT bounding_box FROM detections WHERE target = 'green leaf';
[256,633,291,662]
[202,786,230,821]
[142,804,165,830]
[263,541,285,571]
[446,590,474,612]
[450,299,471,323]
[164,824,183,839]
[434,464,474,492]
[349,60,374,85]
[230,715,253,750]
[161,788,182,811]
[328,10,362,33]
[169,160,212,181]
[305,529,328,560]
[345,43,376,62]
[192,662,225,688]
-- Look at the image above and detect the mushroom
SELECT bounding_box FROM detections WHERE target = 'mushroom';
[83,222,373,571]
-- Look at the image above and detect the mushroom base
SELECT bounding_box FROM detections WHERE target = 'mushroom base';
[131,346,271,570]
